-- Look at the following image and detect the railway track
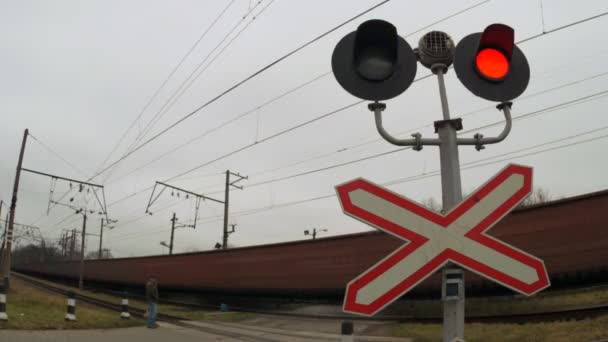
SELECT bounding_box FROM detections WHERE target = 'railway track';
[12,272,608,325]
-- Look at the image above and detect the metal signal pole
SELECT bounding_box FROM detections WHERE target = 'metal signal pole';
[1,129,29,289]
[371,64,513,340]
[433,66,465,340]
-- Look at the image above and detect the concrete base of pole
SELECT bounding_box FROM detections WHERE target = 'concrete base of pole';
[120,296,130,319]
[65,293,76,321]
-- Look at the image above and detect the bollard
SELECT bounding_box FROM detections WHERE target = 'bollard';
[65,291,76,321]
[0,283,7,321]
[120,291,130,319]
[341,321,354,342]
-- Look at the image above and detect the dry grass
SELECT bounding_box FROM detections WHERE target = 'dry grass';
[12,273,244,322]
[0,278,143,330]
[393,316,608,341]
[396,285,608,317]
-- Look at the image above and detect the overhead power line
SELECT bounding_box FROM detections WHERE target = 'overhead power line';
[95,0,238,179]
[102,64,608,224]
[103,5,606,200]
[171,89,608,195]
[64,4,608,244]
[105,71,331,186]
[122,0,267,157]
[88,0,401,180]
[103,90,608,236]
[203,129,608,224]
[105,125,608,243]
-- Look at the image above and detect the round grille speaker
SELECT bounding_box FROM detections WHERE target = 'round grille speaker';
[418,31,455,68]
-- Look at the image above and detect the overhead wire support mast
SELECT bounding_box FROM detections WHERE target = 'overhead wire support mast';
[20,167,110,290]
[222,170,247,250]
[21,168,110,222]
[146,181,225,254]
[1,129,28,290]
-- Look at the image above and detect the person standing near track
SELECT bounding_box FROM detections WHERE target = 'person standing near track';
[145,276,159,328]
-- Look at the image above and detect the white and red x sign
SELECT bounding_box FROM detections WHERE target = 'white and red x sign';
[337,164,550,316]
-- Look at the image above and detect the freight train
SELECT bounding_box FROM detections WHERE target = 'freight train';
[15,189,608,297]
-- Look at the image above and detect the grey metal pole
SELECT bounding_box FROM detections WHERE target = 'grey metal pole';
[432,64,465,342]
[222,170,230,250]
[98,219,104,259]
[2,128,29,289]
[169,213,176,255]
[78,213,87,290]
[0,201,5,259]
[70,229,76,260]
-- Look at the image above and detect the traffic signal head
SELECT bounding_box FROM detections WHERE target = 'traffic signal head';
[454,24,530,102]
[332,19,417,101]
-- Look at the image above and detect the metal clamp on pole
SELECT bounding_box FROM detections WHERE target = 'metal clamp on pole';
[457,102,513,150]
[370,102,441,148]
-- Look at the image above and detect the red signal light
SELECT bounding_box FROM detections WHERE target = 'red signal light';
[475,48,509,80]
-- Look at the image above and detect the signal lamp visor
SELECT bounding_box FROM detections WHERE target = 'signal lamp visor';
[353,20,398,81]
[475,48,509,81]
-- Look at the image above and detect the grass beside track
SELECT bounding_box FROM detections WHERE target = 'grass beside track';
[393,315,608,341]
[12,273,251,322]
[398,284,608,317]
[0,278,143,330]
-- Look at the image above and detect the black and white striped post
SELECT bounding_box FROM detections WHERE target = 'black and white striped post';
[120,291,130,319]
[0,283,7,321]
[65,291,76,321]
[341,321,354,342]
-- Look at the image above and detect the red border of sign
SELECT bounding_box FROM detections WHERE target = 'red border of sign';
[337,164,550,316]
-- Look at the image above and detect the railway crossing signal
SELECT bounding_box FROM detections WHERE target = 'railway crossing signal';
[331,19,542,340]
[454,24,530,102]
[332,21,530,102]
[337,164,550,316]
[331,19,417,101]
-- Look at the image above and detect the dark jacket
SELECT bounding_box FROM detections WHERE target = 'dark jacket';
[145,280,159,303]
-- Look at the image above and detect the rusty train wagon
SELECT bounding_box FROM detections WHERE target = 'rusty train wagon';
[15,190,608,296]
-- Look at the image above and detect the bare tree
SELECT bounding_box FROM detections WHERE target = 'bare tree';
[518,188,552,208]
[421,197,442,212]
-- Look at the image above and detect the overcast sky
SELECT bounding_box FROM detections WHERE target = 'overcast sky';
[1,0,608,257]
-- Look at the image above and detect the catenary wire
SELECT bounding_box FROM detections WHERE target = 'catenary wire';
[87,0,404,180]
[94,0,238,180]
[106,125,608,243]
[67,6,608,240]
[121,0,266,158]
[99,0,489,187]
[104,92,608,237]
